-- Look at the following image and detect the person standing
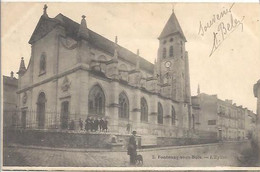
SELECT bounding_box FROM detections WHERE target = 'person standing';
[79,118,83,130]
[127,131,137,165]
[90,117,94,132]
[126,123,131,134]
[94,117,99,132]
[100,118,105,131]
[85,117,90,132]
[104,118,108,132]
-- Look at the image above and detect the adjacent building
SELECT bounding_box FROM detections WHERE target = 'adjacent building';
[253,79,260,151]
[191,91,255,140]
[245,109,257,139]
[15,5,192,137]
[3,72,18,128]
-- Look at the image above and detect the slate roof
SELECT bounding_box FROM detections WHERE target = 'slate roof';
[29,13,154,74]
[3,76,18,87]
[158,12,186,41]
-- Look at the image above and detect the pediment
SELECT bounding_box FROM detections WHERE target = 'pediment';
[29,16,59,44]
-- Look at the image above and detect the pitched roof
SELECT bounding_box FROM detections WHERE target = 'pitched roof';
[29,13,154,74]
[158,12,186,41]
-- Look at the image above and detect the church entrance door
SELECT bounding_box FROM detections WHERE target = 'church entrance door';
[61,101,69,129]
[37,92,46,129]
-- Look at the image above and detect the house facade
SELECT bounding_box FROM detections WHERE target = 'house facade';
[3,72,18,128]
[191,92,251,140]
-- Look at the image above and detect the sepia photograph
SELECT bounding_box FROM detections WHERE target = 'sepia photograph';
[1,2,260,170]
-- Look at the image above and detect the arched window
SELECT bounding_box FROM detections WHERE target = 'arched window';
[169,46,173,57]
[140,98,148,122]
[158,102,163,124]
[40,53,46,73]
[88,85,105,116]
[162,48,166,58]
[119,92,129,119]
[37,92,46,129]
[172,106,176,125]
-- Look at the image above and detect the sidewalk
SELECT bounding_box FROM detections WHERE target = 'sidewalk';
[6,140,249,153]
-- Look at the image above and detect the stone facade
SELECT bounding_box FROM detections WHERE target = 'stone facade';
[16,6,192,137]
[244,109,257,139]
[253,79,260,150]
[191,93,253,140]
[3,72,18,128]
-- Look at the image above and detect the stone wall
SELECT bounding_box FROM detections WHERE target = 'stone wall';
[4,129,141,149]
[157,137,218,147]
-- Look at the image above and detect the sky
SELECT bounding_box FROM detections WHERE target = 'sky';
[1,3,260,112]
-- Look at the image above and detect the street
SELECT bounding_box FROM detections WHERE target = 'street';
[3,141,251,167]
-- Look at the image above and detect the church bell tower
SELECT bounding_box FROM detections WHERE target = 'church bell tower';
[156,10,190,103]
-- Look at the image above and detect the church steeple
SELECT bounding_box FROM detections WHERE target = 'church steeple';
[156,10,189,102]
[17,57,26,76]
[158,11,186,41]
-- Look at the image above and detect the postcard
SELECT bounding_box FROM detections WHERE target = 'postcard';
[1,2,260,170]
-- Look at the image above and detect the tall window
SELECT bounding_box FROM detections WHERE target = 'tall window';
[119,92,129,119]
[140,98,148,122]
[172,106,176,125]
[40,53,46,73]
[88,85,105,116]
[158,102,163,124]
[61,101,69,129]
[169,46,173,57]
[162,48,166,58]
[37,92,46,129]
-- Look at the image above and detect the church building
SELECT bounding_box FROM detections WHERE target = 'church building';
[16,5,192,138]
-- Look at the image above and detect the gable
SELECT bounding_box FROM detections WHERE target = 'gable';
[29,16,59,44]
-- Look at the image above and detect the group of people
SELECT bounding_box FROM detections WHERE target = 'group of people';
[79,117,108,132]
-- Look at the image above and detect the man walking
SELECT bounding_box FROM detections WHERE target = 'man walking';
[127,131,137,165]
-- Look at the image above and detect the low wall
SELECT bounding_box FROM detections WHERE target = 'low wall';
[157,137,218,147]
[4,129,218,149]
[4,129,141,149]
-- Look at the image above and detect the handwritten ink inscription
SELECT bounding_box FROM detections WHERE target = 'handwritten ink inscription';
[198,3,245,57]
